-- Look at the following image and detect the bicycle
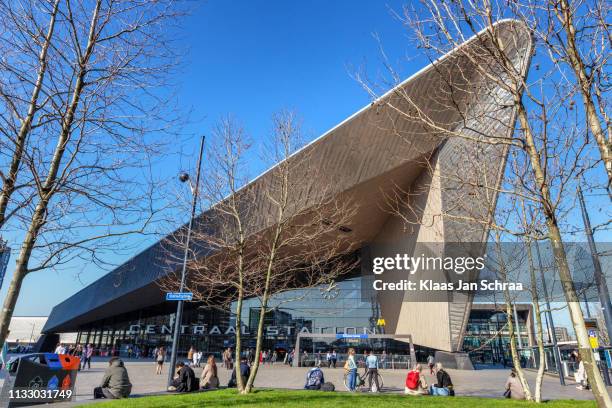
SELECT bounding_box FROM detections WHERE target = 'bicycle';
[343,369,383,392]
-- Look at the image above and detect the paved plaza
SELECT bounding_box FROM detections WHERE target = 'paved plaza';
[43,358,600,405]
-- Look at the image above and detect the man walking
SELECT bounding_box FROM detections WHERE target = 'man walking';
[82,344,94,370]
[365,350,380,392]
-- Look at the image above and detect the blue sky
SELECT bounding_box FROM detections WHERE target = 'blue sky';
[2,0,609,338]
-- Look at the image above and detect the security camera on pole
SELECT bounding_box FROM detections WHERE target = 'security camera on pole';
[167,135,205,386]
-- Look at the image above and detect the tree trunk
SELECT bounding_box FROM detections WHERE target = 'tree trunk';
[504,290,533,400]
[233,283,245,393]
[495,234,532,400]
[526,238,546,403]
[518,103,612,407]
[243,291,269,393]
[0,212,42,344]
[244,239,278,393]
[549,228,611,407]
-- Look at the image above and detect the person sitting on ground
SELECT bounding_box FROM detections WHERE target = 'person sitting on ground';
[228,357,251,388]
[94,357,132,399]
[304,363,325,390]
[504,369,525,399]
[404,364,428,395]
[429,362,454,396]
[201,355,220,389]
[168,361,198,392]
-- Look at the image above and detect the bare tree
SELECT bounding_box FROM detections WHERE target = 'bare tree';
[0,0,184,347]
[161,112,358,393]
[522,215,548,402]
[241,111,357,393]
[185,116,255,392]
[537,0,611,194]
[356,1,610,405]
[489,227,533,401]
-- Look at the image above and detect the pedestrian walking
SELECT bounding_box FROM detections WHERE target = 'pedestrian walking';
[155,346,166,375]
[82,344,94,370]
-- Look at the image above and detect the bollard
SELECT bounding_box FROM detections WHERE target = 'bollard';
[562,361,569,378]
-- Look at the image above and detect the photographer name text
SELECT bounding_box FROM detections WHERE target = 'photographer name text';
[372,279,523,292]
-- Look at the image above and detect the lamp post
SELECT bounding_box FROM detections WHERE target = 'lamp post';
[167,135,205,386]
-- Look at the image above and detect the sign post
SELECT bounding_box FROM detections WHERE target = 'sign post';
[167,135,205,387]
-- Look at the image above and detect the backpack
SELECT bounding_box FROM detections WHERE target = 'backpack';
[406,371,420,389]
[321,382,335,392]
[307,369,323,387]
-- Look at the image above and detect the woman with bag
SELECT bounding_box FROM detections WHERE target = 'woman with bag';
[345,348,358,391]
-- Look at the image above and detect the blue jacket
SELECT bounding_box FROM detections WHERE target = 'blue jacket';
[365,355,379,369]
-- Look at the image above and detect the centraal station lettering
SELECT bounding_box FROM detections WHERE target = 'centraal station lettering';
[127,324,378,337]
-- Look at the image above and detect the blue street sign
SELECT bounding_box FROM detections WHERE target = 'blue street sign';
[166,292,193,301]
[588,329,597,337]
[336,334,368,339]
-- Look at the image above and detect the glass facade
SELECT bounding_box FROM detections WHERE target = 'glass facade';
[72,274,531,367]
[462,308,531,366]
[74,270,415,361]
